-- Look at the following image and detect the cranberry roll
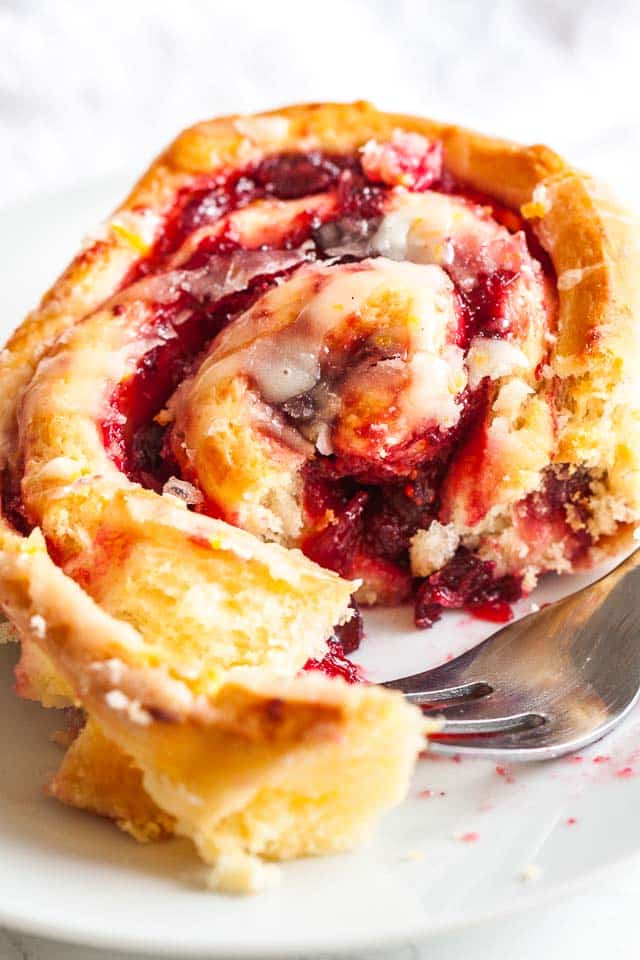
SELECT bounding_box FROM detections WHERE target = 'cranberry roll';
[0,102,638,890]
[164,106,640,627]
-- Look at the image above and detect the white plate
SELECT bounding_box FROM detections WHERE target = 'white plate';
[1,181,640,958]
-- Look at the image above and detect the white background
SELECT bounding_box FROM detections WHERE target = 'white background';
[1,0,640,957]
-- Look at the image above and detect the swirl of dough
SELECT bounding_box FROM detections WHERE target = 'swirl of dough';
[167,186,558,604]
[0,102,637,888]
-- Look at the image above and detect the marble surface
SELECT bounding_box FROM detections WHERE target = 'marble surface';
[1,0,640,956]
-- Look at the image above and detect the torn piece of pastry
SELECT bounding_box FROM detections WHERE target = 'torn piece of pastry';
[0,534,429,889]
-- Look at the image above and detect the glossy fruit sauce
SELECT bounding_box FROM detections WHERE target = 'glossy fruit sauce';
[91,141,568,673]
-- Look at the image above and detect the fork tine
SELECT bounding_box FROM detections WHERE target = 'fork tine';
[434,712,546,736]
[382,549,640,760]
[384,679,493,706]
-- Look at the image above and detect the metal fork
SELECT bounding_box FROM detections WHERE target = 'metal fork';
[383,548,640,760]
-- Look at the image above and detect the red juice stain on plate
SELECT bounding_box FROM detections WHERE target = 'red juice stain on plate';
[468,599,514,624]
[593,755,610,764]
[495,764,515,783]
[566,817,578,826]
[460,832,480,843]
[617,767,634,778]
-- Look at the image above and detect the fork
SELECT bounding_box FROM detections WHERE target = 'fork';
[383,547,640,760]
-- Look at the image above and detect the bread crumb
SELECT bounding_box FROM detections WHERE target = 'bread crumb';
[0,619,17,644]
[521,184,551,219]
[29,614,47,639]
[402,849,425,861]
[466,338,528,389]
[90,658,125,685]
[162,477,203,507]
[206,852,281,894]
[519,863,542,883]
[410,522,460,577]
[104,689,152,726]
[492,378,534,420]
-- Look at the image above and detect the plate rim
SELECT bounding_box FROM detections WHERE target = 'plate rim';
[1,844,639,957]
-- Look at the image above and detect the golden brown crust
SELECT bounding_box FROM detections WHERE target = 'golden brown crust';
[1,101,638,886]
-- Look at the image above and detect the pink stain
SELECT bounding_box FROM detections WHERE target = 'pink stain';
[495,764,515,784]
[566,817,578,826]
[460,832,480,843]
[593,755,610,764]
[617,767,634,779]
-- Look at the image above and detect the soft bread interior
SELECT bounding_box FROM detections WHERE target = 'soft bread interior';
[49,717,175,842]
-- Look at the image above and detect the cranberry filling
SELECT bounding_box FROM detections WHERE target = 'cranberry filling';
[253,151,357,199]
[333,601,365,654]
[457,269,520,346]
[517,465,593,562]
[1,468,32,535]
[303,490,369,577]
[301,600,364,683]
[126,151,365,283]
[298,385,492,608]
[362,134,443,192]
[92,144,572,637]
[102,270,303,484]
[301,465,439,574]
[303,639,363,684]
[414,548,522,629]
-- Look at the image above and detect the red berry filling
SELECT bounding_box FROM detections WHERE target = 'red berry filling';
[457,269,520,346]
[89,139,585,653]
[253,151,356,199]
[516,465,593,564]
[303,638,363,684]
[361,131,443,191]
[414,549,521,629]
